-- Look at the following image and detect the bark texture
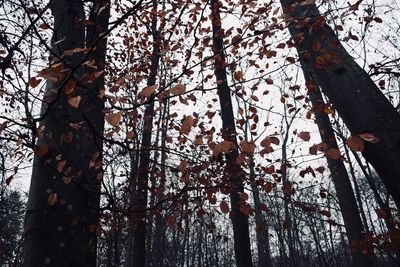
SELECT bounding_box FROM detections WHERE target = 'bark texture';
[210,1,253,266]
[280,0,400,208]
[305,75,372,266]
[23,1,109,266]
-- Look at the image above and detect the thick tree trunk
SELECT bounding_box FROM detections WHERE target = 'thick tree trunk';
[23,1,109,266]
[304,75,372,266]
[280,0,400,208]
[210,1,253,266]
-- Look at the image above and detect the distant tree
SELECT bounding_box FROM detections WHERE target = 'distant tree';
[0,190,24,265]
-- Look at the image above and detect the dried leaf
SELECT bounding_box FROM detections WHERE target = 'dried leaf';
[166,215,176,227]
[240,141,256,153]
[265,78,274,84]
[282,182,293,196]
[261,136,280,147]
[106,111,122,127]
[298,131,311,141]
[57,160,66,173]
[36,144,49,156]
[181,116,194,135]
[359,133,380,143]
[68,96,81,109]
[347,136,364,151]
[170,84,186,95]
[240,192,249,201]
[48,193,58,206]
[141,85,157,97]
[319,210,332,217]
[220,201,230,214]
[29,77,42,88]
[234,70,244,81]
[63,176,72,184]
[326,148,341,160]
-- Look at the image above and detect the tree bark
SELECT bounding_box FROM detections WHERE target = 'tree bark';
[304,74,372,266]
[210,1,253,266]
[23,1,109,266]
[280,0,400,209]
[132,3,161,265]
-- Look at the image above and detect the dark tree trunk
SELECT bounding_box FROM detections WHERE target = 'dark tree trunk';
[280,0,400,209]
[23,0,110,266]
[304,74,372,265]
[210,1,253,266]
[151,100,168,267]
[132,3,161,266]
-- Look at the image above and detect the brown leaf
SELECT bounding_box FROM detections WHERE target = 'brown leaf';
[234,70,244,81]
[359,133,380,143]
[63,176,72,184]
[166,215,176,227]
[263,182,273,193]
[170,84,186,95]
[315,166,325,173]
[298,131,311,141]
[39,23,50,30]
[319,210,332,217]
[282,182,293,196]
[29,77,42,88]
[239,192,249,201]
[251,95,259,101]
[141,85,157,97]
[179,160,188,172]
[240,141,256,153]
[220,201,230,214]
[106,111,122,127]
[265,78,274,84]
[347,136,364,151]
[68,96,81,109]
[64,80,77,95]
[181,116,194,135]
[56,160,66,173]
[126,131,135,140]
[261,136,280,147]
[36,144,49,156]
[48,193,58,206]
[326,148,341,160]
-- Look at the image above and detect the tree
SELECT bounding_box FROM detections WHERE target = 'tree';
[279,0,400,209]
[210,0,253,266]
[0,190,24,265]
[131,1,162,266]
[23,1,110,265]
[305,73,372,266]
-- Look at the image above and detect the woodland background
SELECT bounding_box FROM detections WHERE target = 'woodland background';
[0,0,400,266]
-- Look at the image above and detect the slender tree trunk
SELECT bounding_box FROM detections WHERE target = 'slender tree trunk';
[303,73,372,265]
[125,147,139,267]
[251,179,272,267]
[152,98,169,266]
[23,1,109,266]
[280,0,400,208]
[210,1,253,266]
[132,3,161,266]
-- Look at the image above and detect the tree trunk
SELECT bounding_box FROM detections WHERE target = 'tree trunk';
[280,0,400,209]
[210,1,253,266]
[23,0,109,266]
[132,3,161,265]
[304,74,372,266]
